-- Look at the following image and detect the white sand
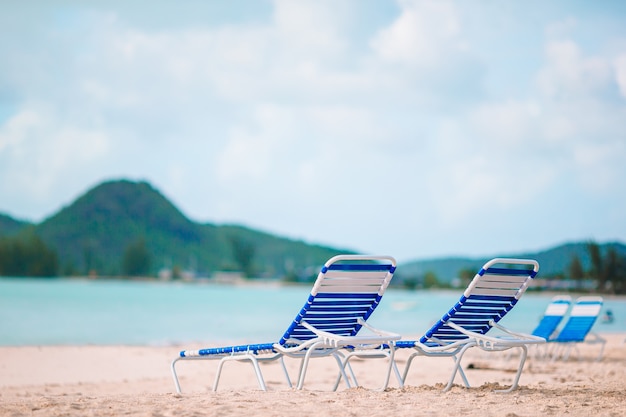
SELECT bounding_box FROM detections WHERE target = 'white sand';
[1,334,625,416]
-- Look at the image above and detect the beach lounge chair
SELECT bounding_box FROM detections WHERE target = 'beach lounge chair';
[531,295,572,340]
[549,296,606,361]
[394,258,545,393]
[530,295,572,359]
[171,255,401,392]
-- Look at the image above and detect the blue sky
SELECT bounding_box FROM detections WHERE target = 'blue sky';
[1,0,625,262]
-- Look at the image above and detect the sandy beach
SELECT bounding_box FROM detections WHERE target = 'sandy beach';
[1,334,625,417]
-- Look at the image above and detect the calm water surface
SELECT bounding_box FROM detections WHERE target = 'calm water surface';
[1,278,624,346]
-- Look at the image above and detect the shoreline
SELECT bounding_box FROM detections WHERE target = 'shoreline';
[1,334,625,416]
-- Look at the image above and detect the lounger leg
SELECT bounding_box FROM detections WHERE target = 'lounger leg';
[562,344,575,361]
[392,361,403,388]
[454,355,471,388]
[345,361,358,387]
[213,356,267,391]
[213,358,226,391]
[443,344,473,392]
[294,357,306,389]
[332,351,358,389]
[352,349,395,391]
[331,352,354,391]
[596,342,605,361]
[540,343,552,361]
[381,347,396,391]
[401,352,419,384]
[533,343,547,360]
[171,357,183,394]
[278,356,293,388]
[391,353,404,388]
[249,357,267,391]
[296,341,330,390]
[401,351,469,390]
[495,345,527,393]
[331,349,396,392]
[296,350,313,390]
[562,345,572,361]
[550,343,565,362]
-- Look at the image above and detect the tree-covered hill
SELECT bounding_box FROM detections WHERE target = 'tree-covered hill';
[0,213,32,237]
[0,178,624,285]
[35,180,213,275]
[399,241,626,284]
[30,179,348,277]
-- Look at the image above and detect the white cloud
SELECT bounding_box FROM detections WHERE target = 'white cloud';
[469,100,541,146]
[0,1,625,258]
[615,54,626,99]
[272,0,348,57]
[0,106,110,206]
[573,140,626,193]
[0,109,41,152]
[536,39,613,99]
[370,0,462,68]
[216,104,295,183]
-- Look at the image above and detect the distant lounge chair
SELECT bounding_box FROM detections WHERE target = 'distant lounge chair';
[548,296,606,361]
[530,295,572,359]
[531,295,572,340]
[394,258,545,392]
[171,255,401,392]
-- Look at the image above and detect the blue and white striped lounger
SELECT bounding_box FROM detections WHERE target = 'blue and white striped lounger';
[394,258,545,393]
[549,296,606,361]
[532,295,572,340]
[171,255,401,392]
[530,295,572,359]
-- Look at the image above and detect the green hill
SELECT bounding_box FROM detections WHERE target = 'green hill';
[0,178,624,282]
[32,179,349,277]
[0,213,32,237]
[398,241,626,284]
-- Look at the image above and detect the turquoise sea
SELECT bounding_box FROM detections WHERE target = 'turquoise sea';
[1,278,625,346]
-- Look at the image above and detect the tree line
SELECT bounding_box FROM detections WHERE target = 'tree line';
[0,233,59,277]
[0,233,249,279]
[0,233,152,278]
[397,242,626,294]
[1,234,626,293]
[567,242,626,294]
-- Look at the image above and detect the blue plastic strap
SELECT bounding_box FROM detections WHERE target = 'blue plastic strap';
[326,263,394,272]
[484,267,536,277]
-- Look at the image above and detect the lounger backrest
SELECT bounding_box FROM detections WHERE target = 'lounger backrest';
[553,296,603,342]
[420,258,539,344]
[279,255,396,346]
[531,295,572,339]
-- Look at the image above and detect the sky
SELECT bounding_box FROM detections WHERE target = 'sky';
[1,0,625,262]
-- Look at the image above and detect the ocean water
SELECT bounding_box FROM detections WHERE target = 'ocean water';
[1,278,625,346]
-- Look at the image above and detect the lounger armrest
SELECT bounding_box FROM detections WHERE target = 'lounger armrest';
[300,319,401,348]
[272,338,324,354]
[356,317,403,339]
[585,331,607,344]
[488,320,546,344]
[446,320,545,349]
[413,338,475,353]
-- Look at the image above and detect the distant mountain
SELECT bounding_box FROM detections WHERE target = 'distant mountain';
[30,179,349,276]
[0,213,32,237]
[0,178,623,281]
[35,180,211,275]
[399,241,626,283]
[512,242,626,277]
